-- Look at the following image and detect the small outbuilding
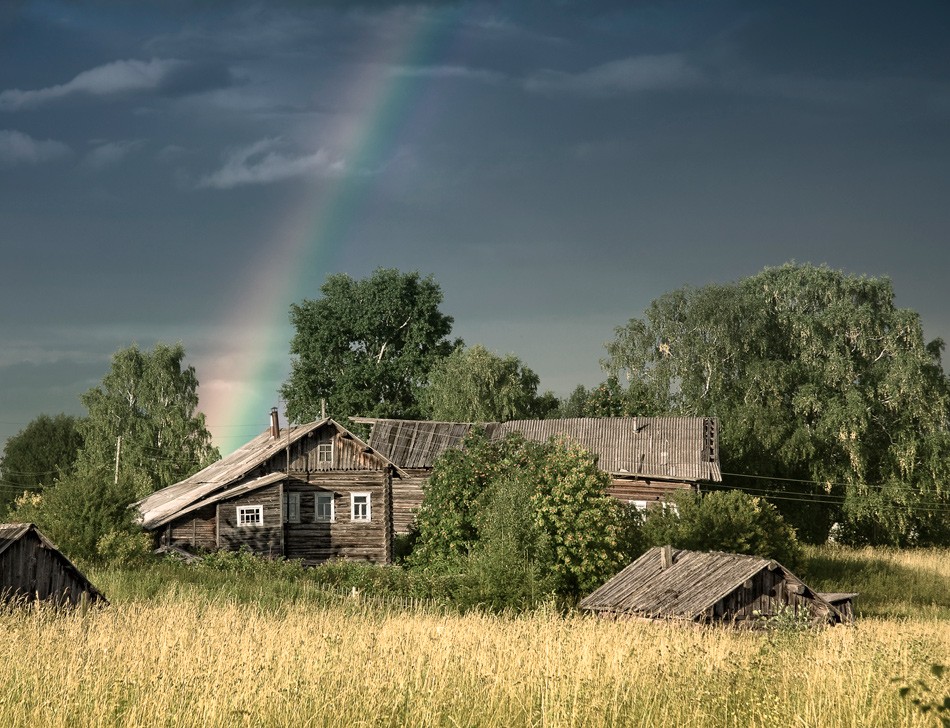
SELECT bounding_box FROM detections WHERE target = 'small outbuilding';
[0,523,107,606]
[579,546,852,626]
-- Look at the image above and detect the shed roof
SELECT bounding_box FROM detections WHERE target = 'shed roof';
[0,523,107,603]
[579,546,831,621]
[137,418,398,530]
[355,417,721,482]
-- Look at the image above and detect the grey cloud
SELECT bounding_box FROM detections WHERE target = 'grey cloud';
[0,58,232,111]
[389,64,505,83]
[198,137,345,189]
[525,54,701,97]
[0,129,70,166]
[82,140,146,170]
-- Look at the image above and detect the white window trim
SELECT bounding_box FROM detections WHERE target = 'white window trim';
[317,442,334,466]
[284,492,301,524]
[350,492,371,522]
[315,493,336,523]
[630,499,648,513]
[237,504,263,527]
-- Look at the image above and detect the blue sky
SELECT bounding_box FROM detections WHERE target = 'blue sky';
[2,0,949,453]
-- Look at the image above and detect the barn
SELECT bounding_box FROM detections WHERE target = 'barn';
[0,523,107,606]
[579,546,853,626]
[355,416,721,522]
[136,411,404,564]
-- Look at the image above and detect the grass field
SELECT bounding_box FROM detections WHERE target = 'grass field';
[1,546,948,727]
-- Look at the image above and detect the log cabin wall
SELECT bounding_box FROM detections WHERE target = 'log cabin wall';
[0,531,94,605]
[217,483,283,557]
[283,473,390,564]
[607,478,694,507]
[392,471,427,535]
[164,504,217,551]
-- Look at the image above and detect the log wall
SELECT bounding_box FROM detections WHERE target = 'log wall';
[166,504,217,551]
[284,473,391,564]
[0,532,99,605]
[217,483,284,557]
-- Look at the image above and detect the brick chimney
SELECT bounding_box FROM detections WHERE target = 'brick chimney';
[270,407,280,439]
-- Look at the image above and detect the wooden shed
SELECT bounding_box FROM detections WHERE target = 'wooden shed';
[136,413,402,565]
[579,546,851,626]
[0,523,107,606]
[355,416,721,529]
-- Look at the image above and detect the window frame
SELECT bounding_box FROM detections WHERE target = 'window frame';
[283,492,301,524]
[350,492,371,522]
[315,492,335,523]
[236,504,263,527]
[317,442,333,467]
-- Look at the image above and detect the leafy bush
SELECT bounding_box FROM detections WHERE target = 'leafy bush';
[8,471,145,566]
[410,430,635,604]
[640,489,802,568]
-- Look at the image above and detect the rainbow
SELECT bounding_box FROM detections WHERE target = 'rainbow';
[199,8,462,454]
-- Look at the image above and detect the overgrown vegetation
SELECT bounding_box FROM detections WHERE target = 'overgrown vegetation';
[4,545,949,728]
[640,489,803,569]
[409,430,636,608]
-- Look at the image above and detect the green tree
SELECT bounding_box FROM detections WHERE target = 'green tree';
[603,263,950,545]
[283,269,457,423]
[422,344,557,421]
[640,489,802,569]
[74,343,219,497]
[411,431,632,602]
[0,413,84,514]
[8,471,150,565]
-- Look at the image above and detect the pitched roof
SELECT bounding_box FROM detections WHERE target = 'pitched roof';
[147,472,286,529]
[578,546,831,621]
[136,418,401,530]
[355,417,721,481]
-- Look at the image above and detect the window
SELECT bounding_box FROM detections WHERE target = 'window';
[317,442,333,466]
[237,505,263,527]
[630,500,648,513]
[350,492,371,522]
[283,493,301,524]
[315,493,335,522]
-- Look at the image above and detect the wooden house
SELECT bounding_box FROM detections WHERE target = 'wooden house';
[354,416,721,525]
[0,523,107,606]
[579,546,852,626]
[136,412,403,564]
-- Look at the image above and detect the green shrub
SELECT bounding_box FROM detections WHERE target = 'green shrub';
[640,489,803,568]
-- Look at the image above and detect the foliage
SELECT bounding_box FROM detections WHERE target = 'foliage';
[411,431,632,600]
[603,263,950,545]
[7,470,148,565]
[74,342,219,497]
[556,376,659,418]
[282,268,457,423]
[640,489,803,569]
[0,413,83,514]
[422,344,557,422]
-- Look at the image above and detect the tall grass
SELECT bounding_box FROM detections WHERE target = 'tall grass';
[802,546,950,619]
[0,592,947,727]
[1,546,948,726]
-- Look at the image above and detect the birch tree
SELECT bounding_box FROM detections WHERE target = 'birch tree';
[604,263,950,545]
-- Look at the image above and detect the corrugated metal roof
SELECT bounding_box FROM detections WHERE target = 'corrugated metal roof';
[579,547,830,621]
[355,417,721,482]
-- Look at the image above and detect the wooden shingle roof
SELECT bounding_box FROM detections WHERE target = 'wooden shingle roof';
[579,546,830,621]
[355,417,721,482]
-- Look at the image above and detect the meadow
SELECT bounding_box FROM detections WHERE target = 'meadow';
[1,546,948,727]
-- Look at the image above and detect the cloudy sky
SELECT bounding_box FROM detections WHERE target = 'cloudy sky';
[2,0,949,454]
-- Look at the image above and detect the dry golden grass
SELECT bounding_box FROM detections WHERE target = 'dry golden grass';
[2,591,949,728]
